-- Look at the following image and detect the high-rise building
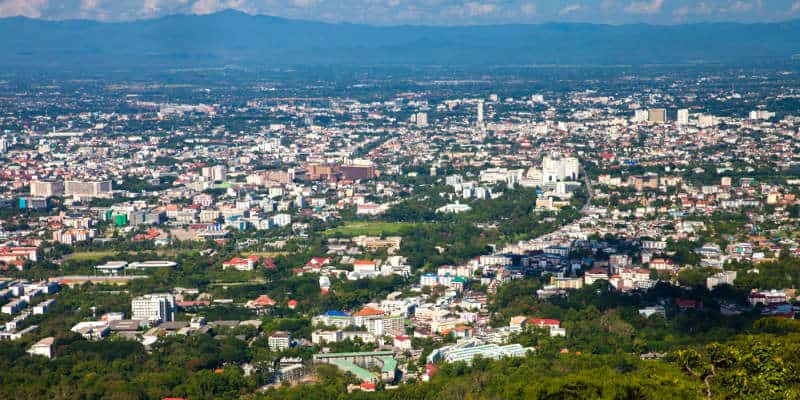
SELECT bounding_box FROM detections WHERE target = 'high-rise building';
[647,108,667,123]
[0,137,7,153]
[749,110,775,120]
[416,112,428,128]
[697,114,717,128]
[64,180,112,198]
[542,153,580,183]
[476,100,484,128]
[633,109,648,123]
[268,331,292,351]
[211,165,227,182]
[131,294,176,324]
[677,109,689,125]
[30,180,64,197]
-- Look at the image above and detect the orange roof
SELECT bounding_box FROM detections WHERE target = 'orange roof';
[250,295,276,306]
[353,307,384,317]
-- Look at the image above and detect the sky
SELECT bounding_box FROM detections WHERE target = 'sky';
[1,0,799,25]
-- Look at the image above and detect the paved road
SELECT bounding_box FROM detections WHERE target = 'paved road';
[581,168,593,214]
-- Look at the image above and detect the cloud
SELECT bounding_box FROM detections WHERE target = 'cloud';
[0,0,48,18]
[792,1,800,13]
[558,3,581,15]
[191,0,221,14]
[624,0,664,14]
[601,0,616,10]
[191,0,250,15]
[723,1,754,13]
[673,1,713,18]
[520,2,536,15]
[81,0,100,11]
[290,0,319,8]
[464,2,496,17]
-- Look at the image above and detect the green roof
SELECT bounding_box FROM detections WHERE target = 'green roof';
[379,356,397,374]
[312,351,394,360]
[329,359,376,383]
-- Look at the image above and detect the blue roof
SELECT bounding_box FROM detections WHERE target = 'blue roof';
[324,310,350,317]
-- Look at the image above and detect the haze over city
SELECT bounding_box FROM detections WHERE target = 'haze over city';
[2,0,800,24]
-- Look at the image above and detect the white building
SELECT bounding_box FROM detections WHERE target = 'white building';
[269,331,291,351]
[131,294,176,324]
[30,180,64,197]
[27,337,55,358]
[542,153,579,183]
[64,180,112,198]
[415,112,428,128]
[677,109,689,125]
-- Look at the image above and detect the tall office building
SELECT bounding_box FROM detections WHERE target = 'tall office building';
[633,109,648,123]
[647,108,667,123]
[64,180,112,198]
[677,109,689,125]
[416,112,428,128]
[0,136,6,153]
[131,294,177,324]
[476,100,484,128]
[30,180,64,197]
[211,165,227,182]
[542,153,580,183]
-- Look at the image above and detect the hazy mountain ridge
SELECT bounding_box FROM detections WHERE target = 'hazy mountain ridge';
[2,10,799,70]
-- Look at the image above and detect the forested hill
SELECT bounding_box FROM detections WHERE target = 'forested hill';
[1,11,799,71]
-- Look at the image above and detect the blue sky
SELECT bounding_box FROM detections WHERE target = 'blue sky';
[1,0,799,25]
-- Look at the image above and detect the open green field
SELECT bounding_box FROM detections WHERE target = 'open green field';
[63,249,186,262]
[242,251,290,258]
[323,221,421,237]
[65,250,119,262]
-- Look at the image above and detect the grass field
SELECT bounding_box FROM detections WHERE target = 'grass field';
[66,251,119,262]
[64,249,185,262]
[323,221,421,237]
[242,251,290,258]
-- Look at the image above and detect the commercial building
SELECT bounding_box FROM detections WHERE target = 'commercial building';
[27,337,55,358]
[427,340,533,365]
[30,180,64,197]
[647,108,667,123]
[677,109,689,125]
[131,294,177,324]
[65,180,112,198]
[542,153,580,183]
[268,331,291,351]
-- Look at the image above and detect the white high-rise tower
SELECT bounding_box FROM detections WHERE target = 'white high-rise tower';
[476,100,484,128]
[677,109,689,125]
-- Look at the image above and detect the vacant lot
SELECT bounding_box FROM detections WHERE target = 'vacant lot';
[323,221,420,237]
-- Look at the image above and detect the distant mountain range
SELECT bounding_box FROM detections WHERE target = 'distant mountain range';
[1,10,799,71]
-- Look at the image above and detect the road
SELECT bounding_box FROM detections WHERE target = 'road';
[581,168,593,214]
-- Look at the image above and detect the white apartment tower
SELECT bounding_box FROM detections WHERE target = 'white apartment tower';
[131,294,177,324]
[211,165,227,182]
[542,153,580,183]
[476,100,484,128]
[64,180,112,198]
[416,112,428,128]
[30,180,65,197]
[677,109,689,125]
